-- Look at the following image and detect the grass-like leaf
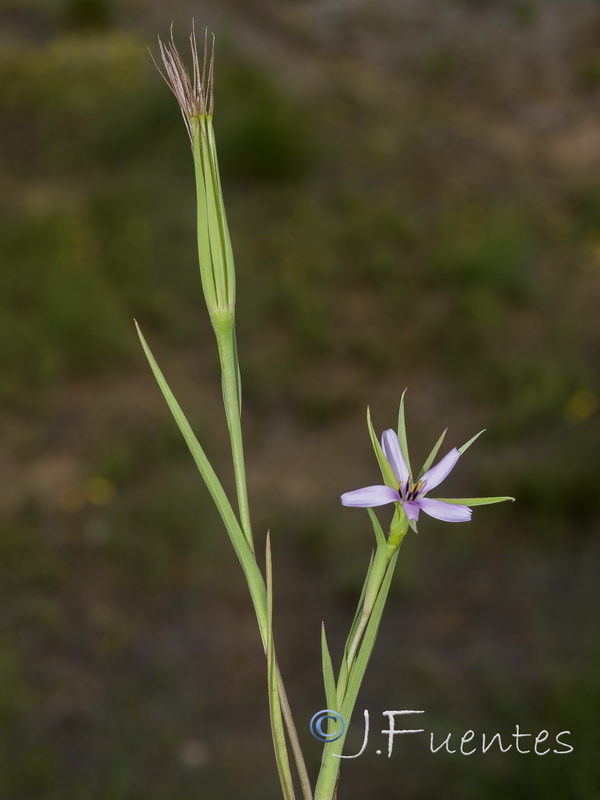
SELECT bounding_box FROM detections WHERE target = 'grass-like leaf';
[337,551,374,706]
[266,534,296,800]
[342,551,374,660]
[319,549,399,782]
[135,322,267,633]
[321,624,337,713]
[340,550,399,722]
[138,323,314,799]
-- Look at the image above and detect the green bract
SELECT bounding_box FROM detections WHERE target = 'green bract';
[192,115,236,317]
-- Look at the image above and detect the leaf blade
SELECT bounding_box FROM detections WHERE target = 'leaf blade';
[321,624,337,713]
[266,534,296,800]
[341,551,398,722]
[135,322,267,634]
[337,551,374,706]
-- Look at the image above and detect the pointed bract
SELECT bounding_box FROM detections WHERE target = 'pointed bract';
[367,508,387,548]
[458,429,485,455]
[367,407,398,488]
[397,389,411,473]
[418,428,447,479]
[434,496,515,506]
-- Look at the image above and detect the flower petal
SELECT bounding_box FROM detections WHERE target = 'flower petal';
[381,429,410,484]
[341,485,400,508]
[402,500,421,521]
[418,498,472,522]
[421,448,460,492]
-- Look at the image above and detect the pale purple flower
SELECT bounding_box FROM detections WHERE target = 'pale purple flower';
[341,429,472,523]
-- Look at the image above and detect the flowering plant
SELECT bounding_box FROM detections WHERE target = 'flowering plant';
[135,27,514,800]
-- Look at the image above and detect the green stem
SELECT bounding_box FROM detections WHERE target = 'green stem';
[236,532,312,800]
[277,661,314,800]
[315,559,397,800]
[345,545,390,670]
[214,313,254,553]
[212,319,312,797]
[315,516,408,800]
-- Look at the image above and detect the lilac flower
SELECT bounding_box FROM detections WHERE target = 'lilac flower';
[341,429,472,523]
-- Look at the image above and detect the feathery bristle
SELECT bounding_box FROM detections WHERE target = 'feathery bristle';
[152,23,215,141]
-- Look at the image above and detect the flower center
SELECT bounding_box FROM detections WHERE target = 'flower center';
[400,476,424,502]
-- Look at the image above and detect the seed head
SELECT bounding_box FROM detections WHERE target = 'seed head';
[153,23,215,141]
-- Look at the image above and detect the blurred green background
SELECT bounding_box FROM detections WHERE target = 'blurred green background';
[1,0,599,798]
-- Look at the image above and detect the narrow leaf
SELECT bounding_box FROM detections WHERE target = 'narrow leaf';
[322,547,400,771]
[396,389,411,473]
[342,552,374,663]
[338,551,374,704]
[135,322,267,635]
[418,428,447,479]
[326,550,398,768]
[433,496,515,506]
[408,517,419,534]
[458,429,485,455]
[340,550,399,733]
[137,325,311,799]
[136,321,241,546]
[321,624,337,713]
[367,406,397,488]
[266,534,296,800]
[367,508,386,548]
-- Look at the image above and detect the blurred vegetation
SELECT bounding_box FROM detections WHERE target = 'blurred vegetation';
[1,1,599,798]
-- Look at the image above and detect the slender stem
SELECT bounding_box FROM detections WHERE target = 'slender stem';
[159,38,308,798]
[213,319,312,797]
[345,546,389,669]
[344,608,369,678]
[267,535,297,800]
[237,531,312,800]
[315,517,408,800]
[335,543,391,705]
[277,663,314,800]
[214,314,254,553]
[315,559,398,800]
